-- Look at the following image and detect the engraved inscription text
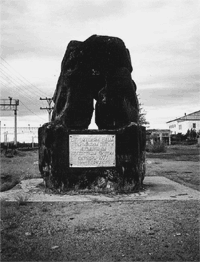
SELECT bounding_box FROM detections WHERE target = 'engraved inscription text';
[69,134,116,167]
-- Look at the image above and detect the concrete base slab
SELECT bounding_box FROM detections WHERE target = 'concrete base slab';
[142,176,199,200]
[0,177,199,202]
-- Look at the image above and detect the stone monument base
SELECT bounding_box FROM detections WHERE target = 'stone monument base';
[38,122,146,193]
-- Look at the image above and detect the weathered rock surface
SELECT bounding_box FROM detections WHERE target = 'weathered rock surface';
[95,67,138,129]
[52,34,137,129]
[39,123,146,191]
[39,35,145,191]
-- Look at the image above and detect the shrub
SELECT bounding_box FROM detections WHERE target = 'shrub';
[148,142,166,153]
[0,174,20,192]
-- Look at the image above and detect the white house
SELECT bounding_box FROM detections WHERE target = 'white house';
[166,110,200,135]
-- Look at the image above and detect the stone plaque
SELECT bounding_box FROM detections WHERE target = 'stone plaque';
[69,134,116,167]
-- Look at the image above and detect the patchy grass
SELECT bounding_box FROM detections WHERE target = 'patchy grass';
[147,144,199,161]
[1,145,199,193]
[146,144,199,191]
[0,200,23,256]
[0,149,40,192]
[163,171,199,191]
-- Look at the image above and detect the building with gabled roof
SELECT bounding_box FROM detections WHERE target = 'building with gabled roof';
[166,110,200,134]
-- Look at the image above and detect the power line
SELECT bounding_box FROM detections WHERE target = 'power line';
[0,60,49,109]
[0,56,47,97]
[0,68,45,106]
[0,57,53,122]
[0,69,41,99]
[20,100,46,121]
[0,79,42,108]
[0,82,46,121]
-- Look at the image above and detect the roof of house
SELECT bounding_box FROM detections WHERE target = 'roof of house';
[166,110,200,123]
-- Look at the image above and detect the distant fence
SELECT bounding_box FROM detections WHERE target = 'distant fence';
[0,127,39,143]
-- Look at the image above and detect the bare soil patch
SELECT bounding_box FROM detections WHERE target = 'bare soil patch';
[1,200,199,261]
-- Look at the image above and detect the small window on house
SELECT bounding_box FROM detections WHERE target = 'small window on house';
[179,125,182,130]
[193,123,196,128]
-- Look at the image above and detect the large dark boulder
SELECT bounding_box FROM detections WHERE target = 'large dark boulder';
[81,35,133,75]
[52,34,137,129]
[52,70,94,129]
[95,67,139,129]
[39,35,145,192]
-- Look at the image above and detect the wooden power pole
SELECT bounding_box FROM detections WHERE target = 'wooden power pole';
[0,97,19,145]
[40,97,54,122]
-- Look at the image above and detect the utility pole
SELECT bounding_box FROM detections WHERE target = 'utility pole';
[40,97,54,122]
[0,97,19,146]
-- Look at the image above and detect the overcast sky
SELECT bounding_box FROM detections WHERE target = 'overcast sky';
[0,0,199,129]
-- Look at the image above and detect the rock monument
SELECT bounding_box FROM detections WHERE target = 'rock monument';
[38,34,146,192]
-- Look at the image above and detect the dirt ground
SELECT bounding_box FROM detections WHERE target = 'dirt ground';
[1,200,199,262]
[0,144,199,261]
